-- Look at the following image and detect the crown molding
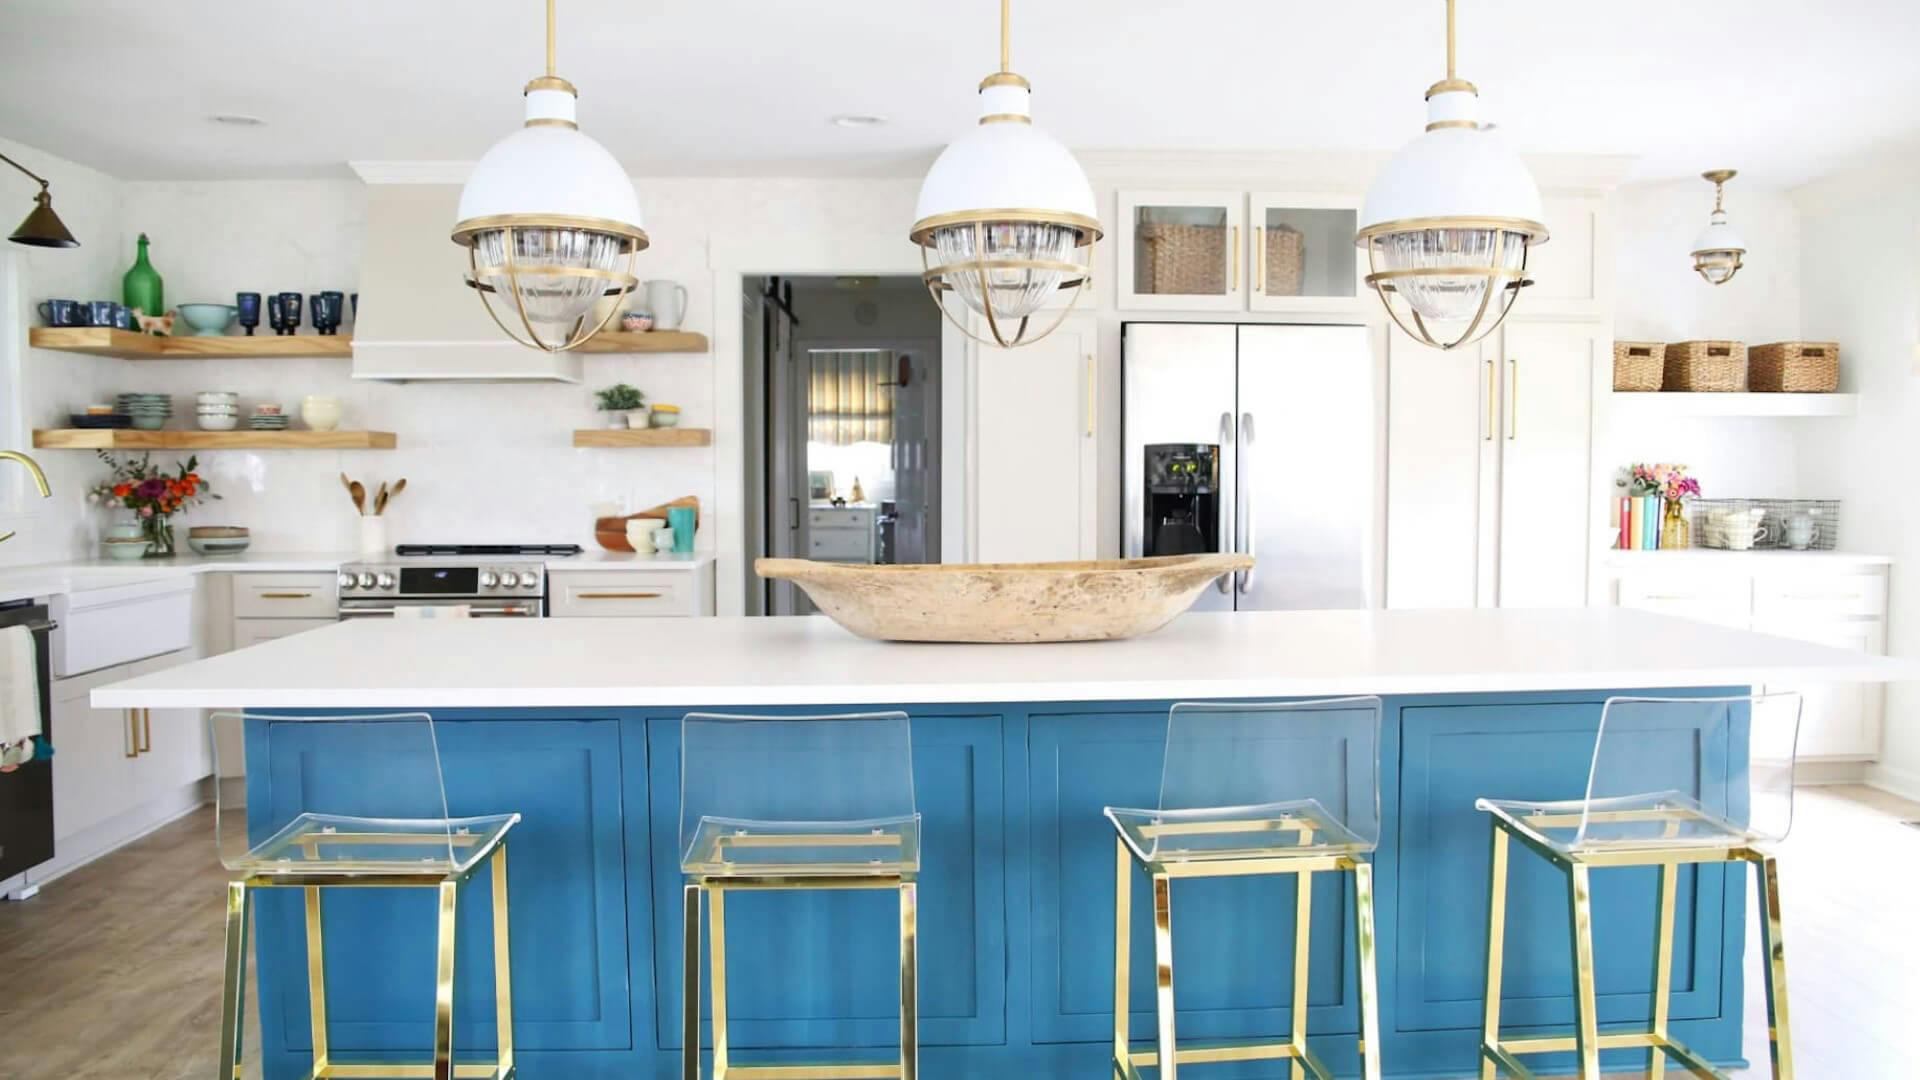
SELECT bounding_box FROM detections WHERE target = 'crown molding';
[1075,148,1636,194]
[349,160,474,185]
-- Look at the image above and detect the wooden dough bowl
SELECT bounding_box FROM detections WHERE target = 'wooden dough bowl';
[755,554,1254,643]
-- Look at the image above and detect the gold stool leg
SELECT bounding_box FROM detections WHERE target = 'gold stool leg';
[492,844,516,1080]
[1480,825,1510,1080]
[683,883,701,1080]
[1753,855,1795,1079]
[1152,872,1178,1080]
[433,879,459,1080]
[708,883,729,1077]
[1352,861,1383,1080]
[1567,862,1601,1079]
[1291,869,1313,1080]
[1649,862,1679,1080]
[900,879,919,1080]
[1113,838,1131,1076]
[218,881,251,1080]
[304,886,330,1077]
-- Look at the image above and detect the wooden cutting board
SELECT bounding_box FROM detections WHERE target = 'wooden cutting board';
[595,496,700,552]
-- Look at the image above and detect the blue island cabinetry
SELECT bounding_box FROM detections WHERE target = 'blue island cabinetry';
[247,688,1748,1079]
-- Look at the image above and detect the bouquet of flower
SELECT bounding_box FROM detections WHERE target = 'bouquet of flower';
[1628,463,1700,502]
[88,452,219,554]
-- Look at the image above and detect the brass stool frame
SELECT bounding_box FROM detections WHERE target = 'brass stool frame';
[1111,832,1384,1080]
[216,830,516,1080]
[1478,807,1793,1080]
[680,825,920,1080]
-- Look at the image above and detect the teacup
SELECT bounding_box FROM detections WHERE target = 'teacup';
[37,298,82,326]
[626,519,664,554]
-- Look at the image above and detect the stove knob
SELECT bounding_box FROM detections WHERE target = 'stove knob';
[520,573,539,589]
[376,572,396,590]
[357,572,377,589]
[480,570,499,589]
[337,572,355,590]
[499,571,520,589]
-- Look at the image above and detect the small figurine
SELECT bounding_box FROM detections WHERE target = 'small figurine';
[133,308,174,336]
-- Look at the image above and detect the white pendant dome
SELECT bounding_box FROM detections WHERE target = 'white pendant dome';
[1690,215,1745,260]
[1357,92,1545,240]
[912,84,1098,232]
[455,88,643,237]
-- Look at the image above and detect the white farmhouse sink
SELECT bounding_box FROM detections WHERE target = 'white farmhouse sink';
[50,576,194,677]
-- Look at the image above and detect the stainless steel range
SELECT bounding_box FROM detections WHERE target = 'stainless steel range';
[337,544,579,618]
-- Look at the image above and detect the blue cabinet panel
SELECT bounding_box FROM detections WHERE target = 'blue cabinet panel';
[252,718,632,1053]
[646,711,1006,1050]
[1395,698,1739,1040]
[1028,707,1366,1045]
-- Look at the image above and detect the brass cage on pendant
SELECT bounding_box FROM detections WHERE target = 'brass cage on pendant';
[912,211,1100,350]
[1357,218,1540,351]
[452,213,648,354]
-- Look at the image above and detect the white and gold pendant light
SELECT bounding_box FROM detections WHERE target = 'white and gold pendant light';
[1356,0,1548,350]
[451,0,647,353]
[1691,169,1745,285]
[910,0,1101,349]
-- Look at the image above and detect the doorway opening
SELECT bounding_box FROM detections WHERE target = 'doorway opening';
[742,275,942,615]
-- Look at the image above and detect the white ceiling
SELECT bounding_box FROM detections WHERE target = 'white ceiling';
[2,0,1916,186]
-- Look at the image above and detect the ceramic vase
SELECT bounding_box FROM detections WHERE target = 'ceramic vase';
[1661,499,1690,551]
[143,512,175,557]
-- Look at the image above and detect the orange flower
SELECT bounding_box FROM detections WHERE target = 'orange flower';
[112,483,131,497]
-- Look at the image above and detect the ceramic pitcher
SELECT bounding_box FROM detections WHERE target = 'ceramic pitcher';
[645,280,687,330]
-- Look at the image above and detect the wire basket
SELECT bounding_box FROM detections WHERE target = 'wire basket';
[1689,498,1839,551]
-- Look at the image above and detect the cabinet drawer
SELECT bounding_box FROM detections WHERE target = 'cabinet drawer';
[1617,575,1751,627]
[550,572,698,617]
[809,508,874,531]
[232,573,339,619]
[808,529,872,560]
[1752,572,1886,619]
[233,617,336,650]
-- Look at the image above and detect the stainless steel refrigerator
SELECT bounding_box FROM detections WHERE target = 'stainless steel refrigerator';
[1122,322,1377,612]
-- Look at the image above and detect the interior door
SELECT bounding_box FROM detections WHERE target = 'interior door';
[1386,335,1487,608]
[889,346,941,564]
[973,319,1095,562]
[1234,324,1375,610]
[1122,323,1238,611]
[1496,323,1597,607]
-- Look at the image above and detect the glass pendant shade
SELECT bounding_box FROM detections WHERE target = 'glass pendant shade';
[910,3,1100,349]
[1691,171,1745,286]
[451,3,646,354]
[1356,1,1546,351]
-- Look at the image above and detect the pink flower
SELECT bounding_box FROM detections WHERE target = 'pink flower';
[139,505,154,517]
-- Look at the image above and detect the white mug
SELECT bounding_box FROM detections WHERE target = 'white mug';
[645,280,688,330]
[626,518,664,554]
[1725,525,1768,551]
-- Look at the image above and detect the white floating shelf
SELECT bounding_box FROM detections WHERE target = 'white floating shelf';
[1609,392,1858,418]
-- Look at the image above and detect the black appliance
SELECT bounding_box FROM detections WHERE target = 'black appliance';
[0,600,56,890]
[1142,444,1221,557]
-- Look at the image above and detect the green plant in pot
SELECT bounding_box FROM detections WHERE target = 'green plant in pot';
[595,383,646,429]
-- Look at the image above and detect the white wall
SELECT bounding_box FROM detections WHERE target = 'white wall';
[1793,158,1920,799]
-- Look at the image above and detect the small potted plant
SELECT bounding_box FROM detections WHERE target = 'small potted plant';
[594,383,645,429]
[87,451,219,557]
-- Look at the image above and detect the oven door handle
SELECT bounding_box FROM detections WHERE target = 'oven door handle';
[339,605,540,618]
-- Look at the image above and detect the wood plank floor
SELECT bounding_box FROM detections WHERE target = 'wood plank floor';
[0,786,1914,1079]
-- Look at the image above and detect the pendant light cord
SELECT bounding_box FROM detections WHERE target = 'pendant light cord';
[546,0,557,78]
[1000,0,1011,73]
[1445,0,1456,80]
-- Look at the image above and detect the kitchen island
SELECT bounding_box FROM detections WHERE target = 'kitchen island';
[96,609,1911,1079]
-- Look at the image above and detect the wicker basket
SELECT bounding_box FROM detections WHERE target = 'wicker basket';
[1663,341,1748,392]
[1612,341,1664,391]
[1749,342,1839,392]
[1136,223,1226,295]
[1263,225,1305,297]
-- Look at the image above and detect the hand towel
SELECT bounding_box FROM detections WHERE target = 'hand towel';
[0,625,41,769]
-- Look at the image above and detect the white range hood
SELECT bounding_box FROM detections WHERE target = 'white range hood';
[352,183,585,383]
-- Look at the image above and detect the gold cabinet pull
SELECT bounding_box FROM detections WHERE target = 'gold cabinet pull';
[139,708,152,754]
[1084,354,1096,438]
[1484,358,1495,442]
[1507,357,1518,440]
[260,592,313,600]
[578,591,663,600]
[1254,226,1266,294]
[1229,224,1241,293]
[125,710,139,758]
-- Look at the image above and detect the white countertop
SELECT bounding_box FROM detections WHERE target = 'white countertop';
[93,607,1917,711]
[0,549,714,604]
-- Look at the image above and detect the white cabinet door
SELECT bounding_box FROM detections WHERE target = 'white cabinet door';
[50,674,139,842]
[1495,322,1597,607]
[1525,194,1604,315]
[233,617,336,650]
[973,318,1098,562]
[1386,335,1487,608]
[1246,192,1365,314]
[1116,191,1247,311]
[1754,618,1886,760]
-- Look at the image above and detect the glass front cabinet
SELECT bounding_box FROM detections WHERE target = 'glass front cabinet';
[1117,190,1365,313]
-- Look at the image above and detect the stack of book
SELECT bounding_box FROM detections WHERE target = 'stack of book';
[1617,495,1671,550]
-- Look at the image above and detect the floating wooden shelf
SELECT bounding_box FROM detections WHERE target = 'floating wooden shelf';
[29,327,353,359]
[33,429,396,450]
[1609,391,1858,418]
[572,427,712,448]
[574,330,709,354]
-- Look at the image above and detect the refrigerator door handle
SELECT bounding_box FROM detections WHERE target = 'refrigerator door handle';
[1217,410,1235,594]
[1237,411,1255,593]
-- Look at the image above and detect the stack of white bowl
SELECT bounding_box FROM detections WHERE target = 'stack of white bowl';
[196,391,240,431]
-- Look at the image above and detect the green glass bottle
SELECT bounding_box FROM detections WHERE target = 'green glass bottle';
[122,233,163,319]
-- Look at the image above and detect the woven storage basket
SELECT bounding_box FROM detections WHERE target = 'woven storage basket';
[1749,341,1839,392]
[1263,225,1305,297]
[1612,341,1664,391]
[1663,341,1748,392]
[1137,223,1226,295]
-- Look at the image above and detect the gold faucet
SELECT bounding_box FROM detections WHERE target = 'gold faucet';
[0,450,52,543]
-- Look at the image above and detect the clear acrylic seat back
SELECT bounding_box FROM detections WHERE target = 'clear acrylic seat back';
[678,711,918,875]
[1117,696,1382,862]
[208,711,458,873]
[1575,693,1804,849]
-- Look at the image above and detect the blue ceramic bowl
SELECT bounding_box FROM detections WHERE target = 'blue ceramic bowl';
[176,303,237,337]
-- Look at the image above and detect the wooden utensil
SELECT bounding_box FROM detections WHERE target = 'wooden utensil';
[349,480,366,516]
[373,482,389,515]
[594,496,699,552]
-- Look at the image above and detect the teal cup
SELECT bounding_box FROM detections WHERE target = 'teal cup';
[666,507,696,553]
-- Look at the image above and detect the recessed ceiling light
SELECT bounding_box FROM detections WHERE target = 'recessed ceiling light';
[831,114,886,129]
[209,113,267,127]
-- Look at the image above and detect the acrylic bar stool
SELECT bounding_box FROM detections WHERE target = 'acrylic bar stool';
[679,711,920,1080]
[1105,696,1385,1080]
[208,711,520,1080]
[1474,693,1804,1080]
